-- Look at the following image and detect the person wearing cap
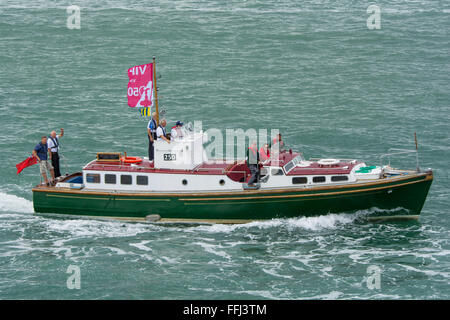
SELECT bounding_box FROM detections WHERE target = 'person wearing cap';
[170,121,184,140]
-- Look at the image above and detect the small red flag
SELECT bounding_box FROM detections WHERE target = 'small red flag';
[16,156,37,175]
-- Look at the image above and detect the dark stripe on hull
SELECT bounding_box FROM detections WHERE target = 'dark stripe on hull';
[32,172,433,221]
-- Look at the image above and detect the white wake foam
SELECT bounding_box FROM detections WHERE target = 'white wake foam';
[191,211,370,233]
[0,192,34,214]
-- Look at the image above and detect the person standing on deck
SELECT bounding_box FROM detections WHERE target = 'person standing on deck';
[47,128,64,178]
[270,133,284,150]
[259,143,270,161]
[33,136,55,186]
[147,112,157,161]
[269,133,284,161]
[156,118,170,143]
[246,141,260,186]
[170,121,184,140]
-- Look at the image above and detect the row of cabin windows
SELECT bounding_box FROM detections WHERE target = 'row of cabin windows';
[86,173,148,185]
[292,175,348,184]
[86,174,227,187]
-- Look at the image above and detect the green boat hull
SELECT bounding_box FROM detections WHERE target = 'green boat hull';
[32,171,433,223]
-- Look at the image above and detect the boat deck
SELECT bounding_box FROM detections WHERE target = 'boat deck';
[84,158,234,175]
[286,161,359,175]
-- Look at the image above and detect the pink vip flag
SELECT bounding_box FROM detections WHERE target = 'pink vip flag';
[127,63,154,108]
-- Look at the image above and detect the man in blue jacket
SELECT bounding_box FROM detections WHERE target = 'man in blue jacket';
[147,112,157,161]
[33,136,55,186]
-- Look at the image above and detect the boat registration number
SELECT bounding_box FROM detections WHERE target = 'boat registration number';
[164,153,176,161]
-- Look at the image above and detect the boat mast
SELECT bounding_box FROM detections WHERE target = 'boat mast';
[153,56,160,124]
[414,132,420,172]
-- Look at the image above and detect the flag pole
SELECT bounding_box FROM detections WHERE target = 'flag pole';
[153,56,160,125]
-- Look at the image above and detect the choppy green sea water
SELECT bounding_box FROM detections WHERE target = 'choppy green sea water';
[0,0,449,299]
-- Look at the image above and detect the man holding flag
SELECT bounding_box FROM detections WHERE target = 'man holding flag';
[32,136,55,186]
[15,155,37,175]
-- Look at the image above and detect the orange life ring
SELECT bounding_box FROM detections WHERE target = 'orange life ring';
[121,156,143,164]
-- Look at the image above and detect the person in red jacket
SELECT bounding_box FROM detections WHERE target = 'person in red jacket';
[246,141,260,186]
[270,133,284,149]
[269,133,285,160]
[259,143,270,161]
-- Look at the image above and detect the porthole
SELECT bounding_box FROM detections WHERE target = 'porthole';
[86,173,100,183]
[219,179,225,186]
[292,177,307,184]
[313,176,326,183]
[120,175,132,185]
[137,175,149,185]
[331,175,348,182]
[182,179,188,185]
[105,174,116,184]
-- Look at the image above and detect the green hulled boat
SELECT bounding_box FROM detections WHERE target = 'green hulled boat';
[32,141,433,223]
[32,60,433,223]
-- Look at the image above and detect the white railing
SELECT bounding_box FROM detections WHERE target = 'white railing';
[379,148,419,171]
[309,158,356,162]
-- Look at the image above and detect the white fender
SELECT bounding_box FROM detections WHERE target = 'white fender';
[317,158,340,166]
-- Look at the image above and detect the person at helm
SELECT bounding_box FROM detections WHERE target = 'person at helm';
[170,121,184,140]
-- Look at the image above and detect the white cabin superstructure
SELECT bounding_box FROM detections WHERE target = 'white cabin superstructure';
[51,129,396,193]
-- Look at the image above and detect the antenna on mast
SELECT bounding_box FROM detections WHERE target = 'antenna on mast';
[153,56,160,125]
[414,132,420,172]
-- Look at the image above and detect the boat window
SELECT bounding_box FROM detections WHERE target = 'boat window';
[105,174,116,184]
[121,175,132,185]
[331,175,348,182]
[283,155,302,174]
[182,179,188,185]
[137,175,148,185]
[271,168,284,176]
[313,176,326,183]
[86,173,100,183]
[284,161,295,173]
[292,177,307,184]
[219,179,225,186]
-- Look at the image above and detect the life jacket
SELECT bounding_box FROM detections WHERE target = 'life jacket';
[157,125,166,139]
[272,137,284,149]
[148,118,157,139]
[259,146,270,160]
[170,126,178,139]
[149,118,157,133]
[171,126,183,139]
[48,136,59,153]
[247,146,258,165]
[273,137,283,144]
